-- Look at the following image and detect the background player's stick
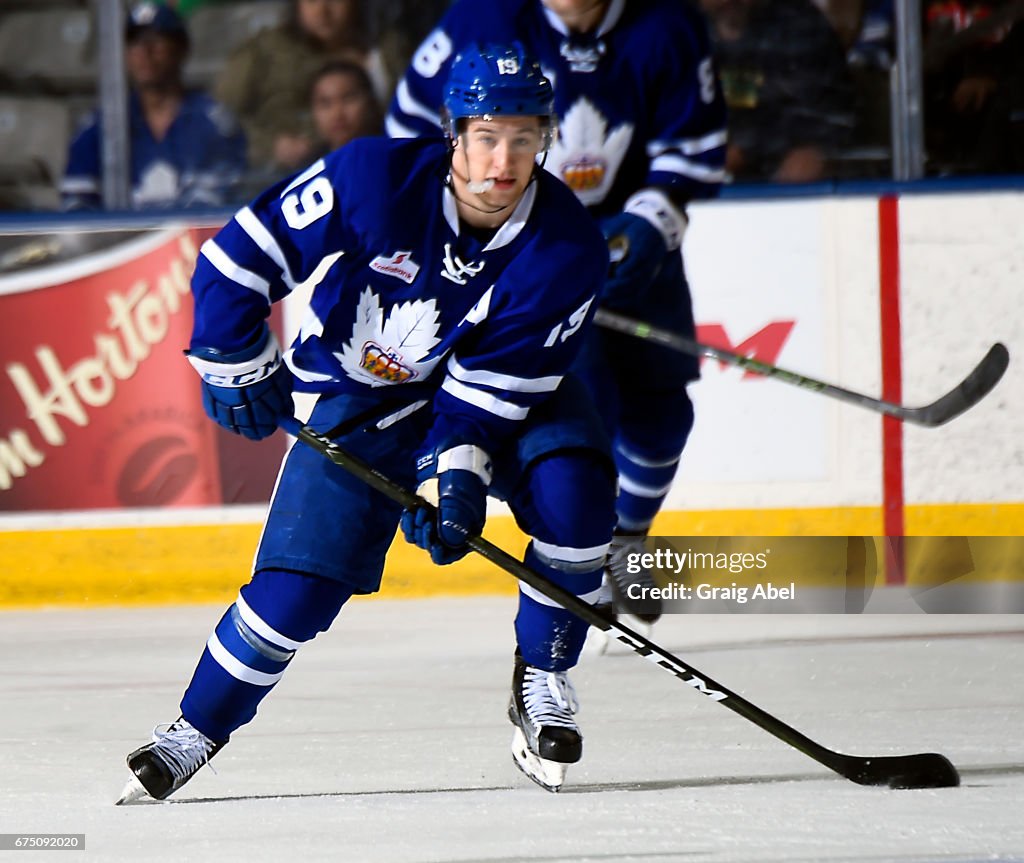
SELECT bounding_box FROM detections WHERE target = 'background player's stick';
[280,416,960,790]
[593,308,1009,427]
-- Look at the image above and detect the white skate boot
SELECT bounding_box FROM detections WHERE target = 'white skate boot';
[116,718,224,805]
[508,653,582,793]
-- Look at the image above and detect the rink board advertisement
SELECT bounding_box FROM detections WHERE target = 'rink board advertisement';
[0,226,283,512]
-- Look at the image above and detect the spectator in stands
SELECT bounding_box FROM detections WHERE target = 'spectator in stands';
[700,0,856,182]
[971,21,1024,173]
[923,0,1024,173]
[60,2,247,210]
[368,0,454,52]
[310,60,382,154]
[215,0,409,176]
[167,0,234,15]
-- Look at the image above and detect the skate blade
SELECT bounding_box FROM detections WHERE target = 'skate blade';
[115,774,151,806]
[510,726,568,793]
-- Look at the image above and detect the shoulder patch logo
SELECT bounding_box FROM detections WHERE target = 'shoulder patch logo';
[369,250,421,284]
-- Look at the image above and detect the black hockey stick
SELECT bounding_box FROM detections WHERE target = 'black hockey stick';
[594,308,1009,427]
[280,417,960,790]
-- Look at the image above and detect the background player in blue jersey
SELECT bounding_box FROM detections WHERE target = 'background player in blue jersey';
[118,44,617,801]
[388,0,728,624]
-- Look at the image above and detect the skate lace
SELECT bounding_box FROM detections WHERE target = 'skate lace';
[607,535,656,593]
[151,721,217,783]
[522,666,579,730]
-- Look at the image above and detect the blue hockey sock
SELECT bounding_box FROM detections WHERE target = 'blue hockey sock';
[515,544,604,672]
[613,389,694,531]
[180,569,352,742]
[613,443,682,532]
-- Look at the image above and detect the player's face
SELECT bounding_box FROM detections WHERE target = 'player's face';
[457,116,545,209]
[312,71,377,150]
[540,0,610,30]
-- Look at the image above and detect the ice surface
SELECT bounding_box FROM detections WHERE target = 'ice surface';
[1,599,1021,862]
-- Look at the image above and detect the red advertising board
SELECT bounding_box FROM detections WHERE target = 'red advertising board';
[0,226,283,511]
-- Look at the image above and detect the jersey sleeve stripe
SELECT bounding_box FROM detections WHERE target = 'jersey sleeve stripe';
[447,356,562,393]
[200,239,272,298]
[440,377,529,420]
[235,206,298,289]
[647,129,728,157]
[650,154,727,183]
[385,114,419,139]
[394,79,441,128]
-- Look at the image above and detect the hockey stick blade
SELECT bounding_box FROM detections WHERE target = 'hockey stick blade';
[594,309,1009,427]
[832,751,960,789]
[896,341,1009,427]
[280,417,960,791]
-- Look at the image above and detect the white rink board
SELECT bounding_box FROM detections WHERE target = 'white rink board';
[674,197,883,510]
[898,191,1024,505]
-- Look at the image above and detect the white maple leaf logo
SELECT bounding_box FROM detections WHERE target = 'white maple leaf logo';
[546,97,633,206]
[336,287,443,386]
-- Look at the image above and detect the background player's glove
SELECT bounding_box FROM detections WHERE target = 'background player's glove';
[401,444,492,565]
[601,189,688,307]
[186,325,294,441]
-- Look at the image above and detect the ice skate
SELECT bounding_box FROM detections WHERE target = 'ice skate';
[597,532,663,624]
[508,653,582,793]
[116,718,224,805]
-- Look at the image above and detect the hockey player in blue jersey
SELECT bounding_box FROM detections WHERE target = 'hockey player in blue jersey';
[388,0,728,624]
[117,44,619,802]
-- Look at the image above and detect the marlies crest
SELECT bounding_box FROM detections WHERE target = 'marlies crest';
[337,288,443,386]
[547,98,633,206]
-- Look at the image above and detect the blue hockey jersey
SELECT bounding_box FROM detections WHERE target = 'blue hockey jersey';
[387,0,727,215]
[190,137,608,453]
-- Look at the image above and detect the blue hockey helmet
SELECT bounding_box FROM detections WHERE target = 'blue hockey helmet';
[443,42,555,141]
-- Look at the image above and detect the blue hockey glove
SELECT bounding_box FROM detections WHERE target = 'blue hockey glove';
[401,444,492,566]
[602,189,688,307]
[186,326,294,441]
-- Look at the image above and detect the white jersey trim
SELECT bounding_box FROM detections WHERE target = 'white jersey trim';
[200,239,271,299]
[441,377,529,420]
[235,206,298,289]
[394,78,441,127]
[650,154,727,183]
[385,114,418,139]
[447,356,562,393]
[648,130,729,158]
